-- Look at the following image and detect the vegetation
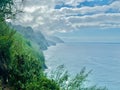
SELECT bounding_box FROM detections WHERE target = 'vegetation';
[0,20,108,90]
[0,0,108,90]
[47,65,108,90]
[0,0,24,20]
[0,20,59,90]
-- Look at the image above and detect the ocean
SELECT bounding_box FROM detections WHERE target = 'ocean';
[43,42,120,90]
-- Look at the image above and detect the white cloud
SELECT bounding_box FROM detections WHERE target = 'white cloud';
[69,13,120,29]
[55,0,85,6]
[56,1,120,16]
[24,6,40,13]
[12,0,120,35]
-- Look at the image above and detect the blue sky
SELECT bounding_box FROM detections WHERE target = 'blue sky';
[53,0,120,42]
[14,0,120,42]
[56,28,120,42]
[55,0,114,9]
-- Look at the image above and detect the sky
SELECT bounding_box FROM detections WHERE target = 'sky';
[12,0,120,42]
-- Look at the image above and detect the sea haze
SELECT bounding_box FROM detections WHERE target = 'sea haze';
[44,42,120,90]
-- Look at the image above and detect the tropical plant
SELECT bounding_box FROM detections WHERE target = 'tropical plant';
[0,19,15,86]
[0,19,59,90]
[47,65,108,90]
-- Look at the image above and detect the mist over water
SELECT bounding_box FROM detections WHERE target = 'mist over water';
[44,42,120,90]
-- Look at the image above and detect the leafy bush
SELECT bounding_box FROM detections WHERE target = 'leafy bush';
[0,20,15,85]
[0,20,59,90]
[25,77,59,90]
[47,65,108,90]
[0,0,24,20]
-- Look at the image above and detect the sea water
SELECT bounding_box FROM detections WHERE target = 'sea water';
[44,42,120,90]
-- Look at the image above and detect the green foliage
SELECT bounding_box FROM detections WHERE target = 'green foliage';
[0,20,59,90]
[0,0,58,89]
[0,0,24,20]
[0,20,15,85]
[8,55,42,89]
[47,65,108,90]
[0,0,13,19]
[25,77,59,90]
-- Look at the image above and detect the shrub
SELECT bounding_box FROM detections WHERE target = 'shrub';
[47,65,108,90]
[0,20,59,90]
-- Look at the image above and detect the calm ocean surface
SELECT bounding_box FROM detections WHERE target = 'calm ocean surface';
[43,42,120,90]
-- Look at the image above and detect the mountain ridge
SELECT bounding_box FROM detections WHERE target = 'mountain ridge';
[10,24,64,50]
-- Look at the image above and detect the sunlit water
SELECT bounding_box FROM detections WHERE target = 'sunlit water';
[43,42,120,90]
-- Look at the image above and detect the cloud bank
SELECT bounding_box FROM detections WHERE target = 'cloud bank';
[12,0,120,34]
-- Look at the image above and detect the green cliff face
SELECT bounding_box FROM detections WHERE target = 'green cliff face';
[0,20,59,90]
[12,25,49,50]
[9,24,64,51]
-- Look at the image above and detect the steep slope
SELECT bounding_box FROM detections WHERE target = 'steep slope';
[0,21,59,90]
[46,36,64,43]
[13,25,49,50]
[46,36,64,46]
[11,25,64,50]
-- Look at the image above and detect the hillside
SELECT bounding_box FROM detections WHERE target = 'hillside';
[46,36,64,46]
[10,24,64,50]
[0,20,59,90]
[12,25,49,50]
